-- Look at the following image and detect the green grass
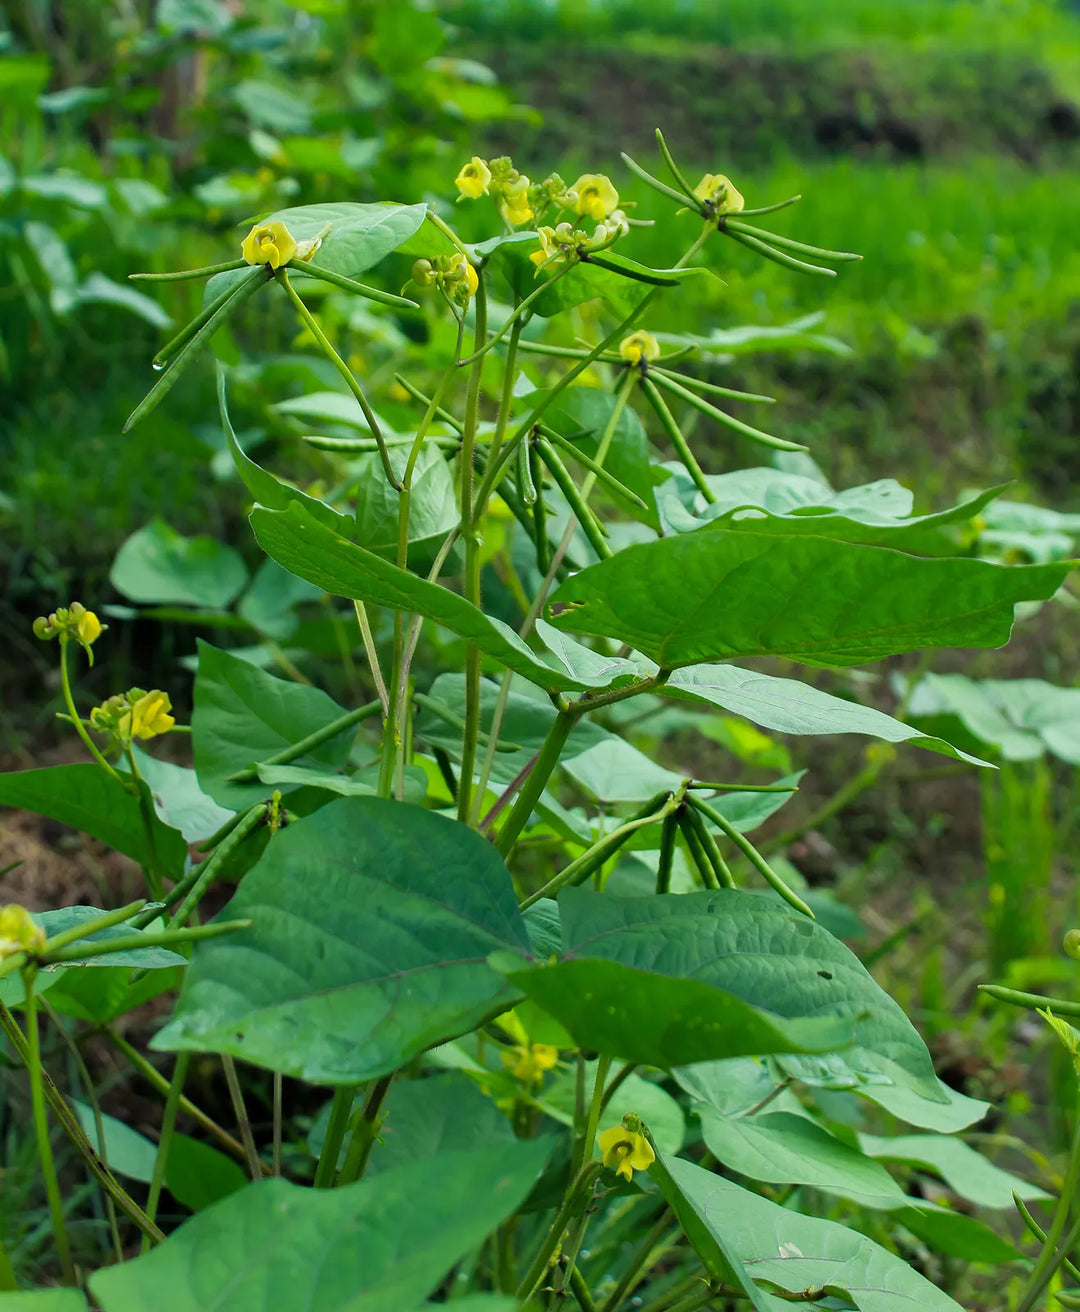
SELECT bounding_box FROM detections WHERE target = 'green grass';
[449,0,1080,55]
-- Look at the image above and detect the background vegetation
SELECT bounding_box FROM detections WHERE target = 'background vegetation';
[4,0,1080,1302]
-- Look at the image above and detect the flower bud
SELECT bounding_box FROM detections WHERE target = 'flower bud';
[411,258,436,287]
[0,905,46,960]
[1064,929,1080,960]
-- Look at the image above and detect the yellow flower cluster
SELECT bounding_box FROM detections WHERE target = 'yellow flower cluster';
[502,1042,559,1084]
[455,155,535,226]
[411,251,480,306]
[0,905,46,960]
[33,603,104,650]
[91,688,175,746]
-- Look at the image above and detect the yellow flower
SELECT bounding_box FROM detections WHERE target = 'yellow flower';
[126,690,175,741]
[598,1124,655,1181]
[0,905,46,960]
[693,173,745,216]
[241,219,298,269]
[74,609,103,646]
[619,331,660,366]
[572,173,619,221]
[499,175,533,226]
[503,1043,559,1083]
[455,156,492,199]
[530,222,577,269]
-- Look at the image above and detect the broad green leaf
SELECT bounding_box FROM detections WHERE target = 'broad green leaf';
[559,738,685,803]
[779,1054,988,1131]
[660,314,852,357]
[0,765,186,876]
[696,1107,906,1207]
[543,1063,686,1156]
[132,746,234,843]
[110,519,248,609]
[250,502,595,692]
[416,674,610,786]
[665,665,988,765]
[165,1134,247,1212]
[233,79,312,132]
[534,619,653,688]
[256,201,428,279]
[257,763,427,805]
[654,1155,964,1312]
[154,797,531,1083]
[74,273,173,328]
[237,558,324,641]
[664,471,1003,554]
[32,908,186,969]
[0,1294,88,1310]
[43,963,181,1023]
[308,1072,513,1173]
[547,527,1070,668]
[220,371,349,535]
[192,640,356,809]
[896,1201,1022,1263]
[523,387,660,529]
[508,890,943,1098]
[908,674,1080,764]
[352,444,460,564]
[72,1102,158,1182]
[858,1132,1049,1208]
[90,1139,549,1312]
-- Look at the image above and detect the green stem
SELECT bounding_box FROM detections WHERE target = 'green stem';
[142,1052,189,1252]
[0,1003,165,1242]
[337,1073,393,1185]
[577,1053,611,1177]
[226,704,381,782]
[277,269,400,490]
[496,710,575,857]
[1015,1095,1080,1312]
[41,998,123,1263]
[568,1263,596,1312]
[516,1163,603,1304]
[43,899,145,953]
[222,1055,262,1181]
[23,971,75,1283]
[315,1086,357,1188]
[354,601,390,715]
[1015,1192,1080,1284]
[43,919,251,964]
[457,270,568,366]
[458,275,489,825]
[597,1208,673,1312]
[58,636,125,784]
[980,986,1080,1018]
[101,1029,253,1166]
[273,1073,283,1177]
